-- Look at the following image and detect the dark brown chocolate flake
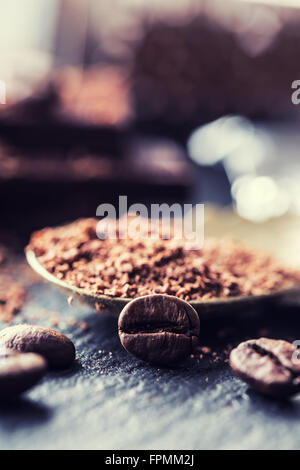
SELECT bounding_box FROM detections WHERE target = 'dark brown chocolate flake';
[0,276,26,323]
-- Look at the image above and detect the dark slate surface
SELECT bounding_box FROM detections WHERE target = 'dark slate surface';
[1,257,300,450]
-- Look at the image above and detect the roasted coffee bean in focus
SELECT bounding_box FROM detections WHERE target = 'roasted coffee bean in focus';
[0,324,76,369]
[230,337,300,398]
[0,351,47,400]
[118,294,200,365]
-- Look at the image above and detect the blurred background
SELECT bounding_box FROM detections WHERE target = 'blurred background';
[1,0,300,247]
[2,1,300,451]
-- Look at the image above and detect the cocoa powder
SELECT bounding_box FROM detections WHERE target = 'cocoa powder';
[27,218,300,302]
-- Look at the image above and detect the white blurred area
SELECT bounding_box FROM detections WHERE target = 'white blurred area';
[0,0,58,52]
[187,117,300,223]
[0,0,58,101]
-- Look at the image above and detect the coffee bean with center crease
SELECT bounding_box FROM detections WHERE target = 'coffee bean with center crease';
[118,294,200,365]
[0,325,76,369]
[0,351,47,400]
[230,337,300,398]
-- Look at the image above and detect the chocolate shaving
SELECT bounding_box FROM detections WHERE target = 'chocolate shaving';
[27,218,300,302]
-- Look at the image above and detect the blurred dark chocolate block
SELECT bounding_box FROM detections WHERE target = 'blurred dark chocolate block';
[131,1,300,141]
[0,67,132,155]
[0,136,194,237]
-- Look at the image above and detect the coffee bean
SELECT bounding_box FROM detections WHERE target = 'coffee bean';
[0,325,76,369]
[0,351,47,400]
[230,338,300,398]
[118,294,200,365]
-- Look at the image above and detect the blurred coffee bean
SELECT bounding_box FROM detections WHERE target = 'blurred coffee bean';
[0,325,76,369]
[0,351,46,400]
[230,338,300,398]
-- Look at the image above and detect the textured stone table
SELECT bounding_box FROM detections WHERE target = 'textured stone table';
[2,194,300,450]
[1,254,300,450]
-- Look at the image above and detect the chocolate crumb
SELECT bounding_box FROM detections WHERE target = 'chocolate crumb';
[79,321,88,331]
[67,316,77,326]
[0,276,26,323]
[200,346,212,355]
[50,315,60,327]
[27,218,300,302]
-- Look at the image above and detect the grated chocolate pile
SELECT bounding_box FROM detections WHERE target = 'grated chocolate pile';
[27,218,300,301]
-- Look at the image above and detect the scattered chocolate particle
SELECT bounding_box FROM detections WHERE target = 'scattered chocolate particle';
[67,317,77,326]
[200,346,212,355]
[50,315,60,327]
[217,328,235,339]
[0,276,26,323]
[95,302,106,313]
[79,321,88,331]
